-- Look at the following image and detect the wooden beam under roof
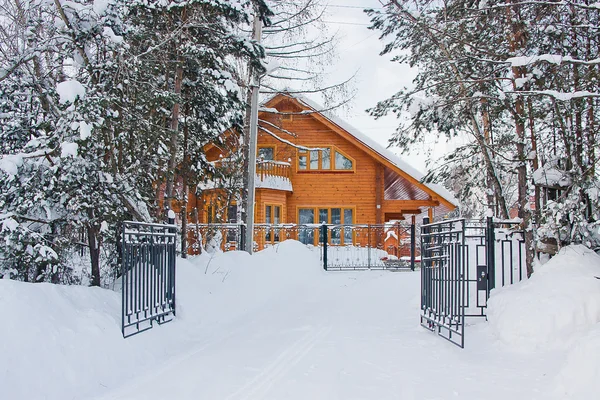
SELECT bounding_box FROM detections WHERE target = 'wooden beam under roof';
[382,199,440,211]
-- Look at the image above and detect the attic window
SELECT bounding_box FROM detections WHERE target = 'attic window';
[282,113,293,121]
[297,147,354,172]
[334,150,353,170]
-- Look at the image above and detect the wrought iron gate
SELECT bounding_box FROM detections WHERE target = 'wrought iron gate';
[321,223,417,271]
[420,217,526,347]
[121,221,177,338]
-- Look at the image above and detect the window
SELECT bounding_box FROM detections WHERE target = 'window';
[265,204,282,243]
[297,147,354,172]
[227,204,237,242]
[265,205,281,224]
[258,147,274,161]
[227,205,237,223]
[298,207,354,245]
[298,208,315,244]
[318,209,329,224]
[207,205,214,224]
[322,148,331,169]
[310,150,319,169]
[298,150,308,170]
[334,151,353,170]
[331,208,342,244]
[344,209,353,243]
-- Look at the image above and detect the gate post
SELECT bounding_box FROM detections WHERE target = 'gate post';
[486,216,496,294]
[240,224,246,252]
[321,223,328,271]
[410,218,416,271]
[421,217,430,312]
[367,224,371,268]
[167,210,177,316]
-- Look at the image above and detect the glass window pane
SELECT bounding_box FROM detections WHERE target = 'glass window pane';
[330,208,341,244]
[310,150,319,169]
[265,205,272,224]
[344,209,353,244]
[298,209,315,245]
[228,205,237,223]
[344,209,353,224]
[274,206,280,224]
[322,148,330,169]
[335,151,353,170]
[319,208,329,224]
[258,147,274,160]
[331,208,341,224]
[299,155,307,170]
[274,206,281,241]
[299,209,314,224]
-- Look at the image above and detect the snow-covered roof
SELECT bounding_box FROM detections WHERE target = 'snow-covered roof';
[268,94,458,207]
[533,163,572,188]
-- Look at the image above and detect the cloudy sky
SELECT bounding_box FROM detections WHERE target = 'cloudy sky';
[311,1,450,173]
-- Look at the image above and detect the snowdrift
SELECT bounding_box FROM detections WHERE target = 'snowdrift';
[487,245,600,399]
[487,245,600,351]
[0,240,323,400]
[3,239,600,399]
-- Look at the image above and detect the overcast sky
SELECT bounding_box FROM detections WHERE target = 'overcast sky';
[312,1,448,173]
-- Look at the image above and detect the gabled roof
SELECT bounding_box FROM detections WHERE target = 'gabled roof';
[261,93,458,212]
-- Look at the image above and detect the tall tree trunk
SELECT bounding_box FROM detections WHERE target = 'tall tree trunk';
[87,211,101,287]
[507,1,534,276]
[164,61,184,215]
[180,117,190,258]
[527,98,541,226]
[481,98,499,215]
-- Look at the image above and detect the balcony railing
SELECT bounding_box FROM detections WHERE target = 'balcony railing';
[256,160,290,180]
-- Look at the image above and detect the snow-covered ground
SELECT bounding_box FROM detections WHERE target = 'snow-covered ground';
[1,241,599,399]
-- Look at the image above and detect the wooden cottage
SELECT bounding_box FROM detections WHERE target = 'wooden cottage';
[184,93,457,252]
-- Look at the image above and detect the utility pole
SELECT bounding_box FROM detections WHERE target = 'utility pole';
[245,14,262,254]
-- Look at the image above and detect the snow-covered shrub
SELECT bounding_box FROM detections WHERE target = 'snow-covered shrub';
[537,179,600,251]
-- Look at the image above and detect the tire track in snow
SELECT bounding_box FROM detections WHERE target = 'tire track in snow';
[225,325,332,400]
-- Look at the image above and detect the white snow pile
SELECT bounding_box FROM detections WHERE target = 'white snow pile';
[61,142,79,157]
[0,240,323,400]
[487,245,600,398]
[255,173,293,191]
[56,79,86,104]
[487,245,600,351]
[555,321,600,399]
[0,153,23,176]
[532,160,572,187]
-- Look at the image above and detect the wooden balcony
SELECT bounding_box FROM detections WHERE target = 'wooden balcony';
[257,160,290,180]
[256,160,292,191]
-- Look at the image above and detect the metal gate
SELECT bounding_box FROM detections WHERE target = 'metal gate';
[321,223,417,271]
[121,221,177,338]
[420,217,526,347]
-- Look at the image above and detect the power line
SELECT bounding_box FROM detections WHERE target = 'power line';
[326,4,384,9]
[323,20,371,26]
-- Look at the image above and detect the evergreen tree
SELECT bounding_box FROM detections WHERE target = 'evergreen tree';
[0,0,269,284]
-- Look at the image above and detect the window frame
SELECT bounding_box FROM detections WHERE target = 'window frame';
[296,146,355,172]
[257,145,276,161]
[296,206,355,245]
[264,203,283,244]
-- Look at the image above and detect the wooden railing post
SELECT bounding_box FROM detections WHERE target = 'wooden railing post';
[254,161,292,181]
